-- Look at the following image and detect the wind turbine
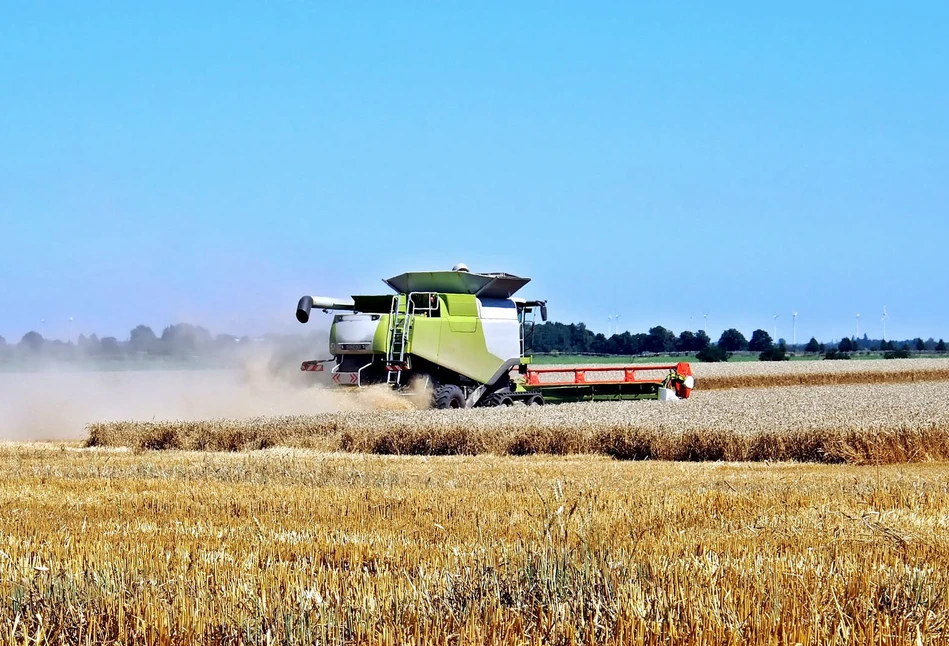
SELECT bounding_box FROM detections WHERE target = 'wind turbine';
[882,306,888,342]
[792,311,798,346]
[773,314,779,341]
[607,314,614,337]
[703,311,709,332]
[855,313,861,339]
[607,313,621,336]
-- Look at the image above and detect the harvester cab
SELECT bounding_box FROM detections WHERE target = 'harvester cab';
[295,266,693,408]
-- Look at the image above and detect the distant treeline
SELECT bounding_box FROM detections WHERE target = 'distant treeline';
[528,322,946,357]
[0,324,324,365]
[1,321,945,364]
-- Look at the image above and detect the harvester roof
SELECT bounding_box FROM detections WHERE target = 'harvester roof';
[383,270,530,299]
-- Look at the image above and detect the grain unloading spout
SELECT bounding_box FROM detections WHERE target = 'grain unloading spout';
[296,295,356,323]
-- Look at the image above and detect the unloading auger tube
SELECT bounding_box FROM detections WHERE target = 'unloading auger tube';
[294,265,695,408]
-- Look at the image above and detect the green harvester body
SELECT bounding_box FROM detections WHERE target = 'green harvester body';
[296,266,693,408]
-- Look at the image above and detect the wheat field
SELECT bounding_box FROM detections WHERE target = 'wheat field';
[9,360,949,643]
[1,445,947,645]
[87,382,949,464]
[692,358,949,390]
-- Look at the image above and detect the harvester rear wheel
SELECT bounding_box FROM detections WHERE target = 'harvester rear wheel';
[434,385,466,409]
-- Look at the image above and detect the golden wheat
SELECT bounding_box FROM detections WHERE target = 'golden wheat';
[0,446,946,644]
[692,357,949,377]
[87,382,949,464]
[693,358,949,390]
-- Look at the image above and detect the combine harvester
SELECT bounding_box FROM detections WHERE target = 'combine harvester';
[295,265,694,409]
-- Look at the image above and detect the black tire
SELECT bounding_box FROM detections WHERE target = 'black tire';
[477,392,503,407]
[434,384,466,410]
[526,394,545,406]
[479,391,525,407]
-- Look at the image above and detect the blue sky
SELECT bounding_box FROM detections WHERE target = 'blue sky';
[2,2,947,344]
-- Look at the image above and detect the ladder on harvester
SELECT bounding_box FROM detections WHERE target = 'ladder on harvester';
[385,294,414,385]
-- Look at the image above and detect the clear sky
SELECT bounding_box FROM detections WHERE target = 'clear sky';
[2,2,947,344]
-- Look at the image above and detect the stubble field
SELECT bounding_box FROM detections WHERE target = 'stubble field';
[86,359,949,465]
[3,446,949,644]
[3,358,949,644]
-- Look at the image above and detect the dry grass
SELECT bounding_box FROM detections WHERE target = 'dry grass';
[0,446,946,644]
[692,358,949,390]
[87,382,949,464]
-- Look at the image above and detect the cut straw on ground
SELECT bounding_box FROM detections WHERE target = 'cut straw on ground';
[2,449,947,644]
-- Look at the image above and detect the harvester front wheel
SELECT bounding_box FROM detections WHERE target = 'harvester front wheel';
[434,385,466,410]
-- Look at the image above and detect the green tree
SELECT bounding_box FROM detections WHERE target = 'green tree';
[936,339,947,353]
[160,323,213,358]
[129,325,158,355]
[885,347,911,359]
[531,322,572,353]
[915,338,926,352]
[759,340,789,361]
[590,332,609,354]
[613,332,647,355]
[804,337,821,353]
[838,337,854,353]
[568,323,592,354]
[717,328,748,352]
[748,329,773,352]
[696,345,730,362]
[676,330,697,352]
[19,331,44,353]
[99,337,123,356]
[694,330,711,351]
[646,326,677,353]
[79,333,100,355]
[611,331,634,354]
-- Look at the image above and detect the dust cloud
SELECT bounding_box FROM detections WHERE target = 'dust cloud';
[0,349,430,442]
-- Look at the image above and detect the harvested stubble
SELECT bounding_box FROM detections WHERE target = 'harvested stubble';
[691,358,949,390]
[87,382,949,464]
[1,446,947,644]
